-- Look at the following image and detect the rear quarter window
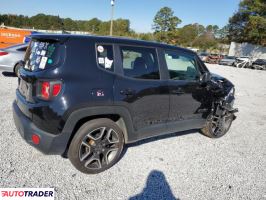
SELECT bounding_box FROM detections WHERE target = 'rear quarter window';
[24,40,64,71]
[96,44,114,72]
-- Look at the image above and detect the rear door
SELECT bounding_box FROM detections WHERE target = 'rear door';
[113,45,169,140]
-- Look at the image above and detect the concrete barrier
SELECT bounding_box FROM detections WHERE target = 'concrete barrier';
[229,42,266,59]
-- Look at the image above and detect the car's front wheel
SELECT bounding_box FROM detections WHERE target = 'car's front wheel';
[201,112,234,138]
[68,118,124,174]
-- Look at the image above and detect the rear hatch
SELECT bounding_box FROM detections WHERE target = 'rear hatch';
[17,35,67,114]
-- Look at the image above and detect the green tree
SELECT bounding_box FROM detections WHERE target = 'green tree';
[63,18,78,31]
[153,7,182,33]
[175,24,201,46]
[97,19,131,36]
[193,33,218,51]
[228,0,266,46]
[85,18,101,33]
[205,25,220,38]
[138,33,155,41]
[216,25,230,43]
[30,14,63,30]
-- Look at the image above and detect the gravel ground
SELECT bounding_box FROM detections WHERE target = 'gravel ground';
[0,65,266,200]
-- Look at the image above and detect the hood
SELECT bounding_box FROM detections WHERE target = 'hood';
[210,73,234,95]
[210,73,225,81]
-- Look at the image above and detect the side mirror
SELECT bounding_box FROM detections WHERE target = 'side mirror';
[199,72,211,86]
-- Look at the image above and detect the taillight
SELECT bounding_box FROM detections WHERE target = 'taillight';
[41,82,50,99]
[52,83,62,97]
[39,81,62,100]
[0,51,8,56]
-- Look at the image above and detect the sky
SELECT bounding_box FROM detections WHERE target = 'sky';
[1,0,241,33]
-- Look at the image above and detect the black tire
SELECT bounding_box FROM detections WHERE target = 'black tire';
[201,113,234,138]
[68,118,124,174]
[14,63,21,77]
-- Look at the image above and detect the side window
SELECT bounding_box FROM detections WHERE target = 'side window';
[120,46,160,80]
[165,50,199,80]
[96,44,114,72]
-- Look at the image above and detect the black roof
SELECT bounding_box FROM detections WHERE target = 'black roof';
[30,33,194,54]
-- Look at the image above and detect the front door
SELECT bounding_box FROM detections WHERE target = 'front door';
[163,49,207,129]
[114,45,169,140]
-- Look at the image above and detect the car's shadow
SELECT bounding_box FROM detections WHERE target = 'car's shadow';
[2,71,17,77]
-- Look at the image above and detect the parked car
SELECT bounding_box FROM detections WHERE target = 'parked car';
[13,34,238,174]
[0,43,28,76]
[251,59,266,70]
[234,56,252,68]
[206,54,222,64]
[219,56,236,66]
[198,52,209,62]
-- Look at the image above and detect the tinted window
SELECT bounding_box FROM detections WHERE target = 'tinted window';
[96,44,114,72]
[165,50,199,80]
[120,46,160,80]
[24,40,62,71]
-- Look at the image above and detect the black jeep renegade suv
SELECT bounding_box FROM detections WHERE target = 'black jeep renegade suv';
[13,34,238,174]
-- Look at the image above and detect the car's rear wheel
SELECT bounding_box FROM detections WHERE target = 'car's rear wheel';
[68,118,124,174]
[201,112,234,138]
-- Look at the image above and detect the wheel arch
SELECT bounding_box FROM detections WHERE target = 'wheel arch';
[13,62,21,75]
[61,106,134,157]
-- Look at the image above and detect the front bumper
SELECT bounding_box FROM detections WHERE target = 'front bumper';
[13,101,70,155]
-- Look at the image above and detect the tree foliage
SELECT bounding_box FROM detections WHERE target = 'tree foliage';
[0,14,131,36]
[228,0,266,46]
[0,9,229,51]
[153,7,182,32]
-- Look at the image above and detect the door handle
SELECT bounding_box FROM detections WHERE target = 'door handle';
[172,88,185,95]
[120,89,135,96]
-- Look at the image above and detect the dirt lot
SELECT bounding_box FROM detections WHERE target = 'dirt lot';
[0,64,266,200]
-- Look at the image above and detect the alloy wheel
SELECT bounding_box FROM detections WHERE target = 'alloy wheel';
[79,127,120,170]
[210,113,232,137]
